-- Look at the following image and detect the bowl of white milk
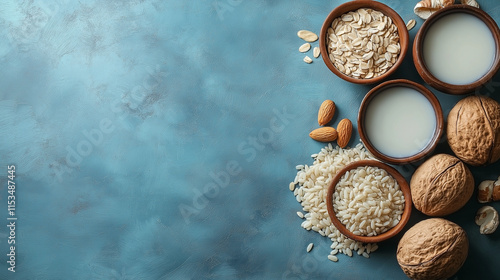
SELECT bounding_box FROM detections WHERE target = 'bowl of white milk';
[413,5,500,95]
[358,79,444,165]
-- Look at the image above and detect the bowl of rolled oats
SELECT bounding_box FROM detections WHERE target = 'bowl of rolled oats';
[319,0,409,84]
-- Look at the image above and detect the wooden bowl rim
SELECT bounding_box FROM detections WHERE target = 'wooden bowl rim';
[413,4,500,95]
[326,160,412,243]
[319,0,409,85]
[357,79,444,165]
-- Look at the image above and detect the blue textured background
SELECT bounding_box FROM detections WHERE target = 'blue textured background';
[1,0,499,279]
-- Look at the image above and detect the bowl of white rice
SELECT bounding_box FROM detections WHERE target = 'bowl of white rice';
[326,160,412,243]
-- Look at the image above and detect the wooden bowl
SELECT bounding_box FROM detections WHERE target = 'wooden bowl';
[413,5,500,95]
[357,79,444,165]
[326,160,412,243]
[319,0,409,84]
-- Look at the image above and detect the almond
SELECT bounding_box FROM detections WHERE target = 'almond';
[309,127,338,142]
[318,100,336,126]
[337,118,352,148]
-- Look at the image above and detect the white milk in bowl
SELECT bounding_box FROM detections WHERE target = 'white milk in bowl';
[423,12,496,85]
[364,86,436,158]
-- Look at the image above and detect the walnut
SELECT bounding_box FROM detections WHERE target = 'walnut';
[414,0,454,20]
[447,95,500,166]
[461,0,480,9]
[410,154,474,216]
[477,177,500,203]
[475,206,499,234]
[397,218,469,280]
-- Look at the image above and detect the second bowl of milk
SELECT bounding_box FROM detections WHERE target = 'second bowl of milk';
[413,4,500,95]
[358,79,444,165]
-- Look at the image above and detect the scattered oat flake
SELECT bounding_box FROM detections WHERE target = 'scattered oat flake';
[299,43,311,53]
[313,47,320,58]
[303,56,313,64]
[406,19,416,31]
[297,30,318,42]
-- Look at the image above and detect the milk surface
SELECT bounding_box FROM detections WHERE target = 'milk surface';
[364,87,436,158]
[423,12,495,85]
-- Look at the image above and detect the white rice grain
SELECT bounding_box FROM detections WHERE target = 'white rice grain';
[307,243,314,253]
[346,248,353,257]
[333,165,404,238]
[291,143,381,262]
[328,255,339,262]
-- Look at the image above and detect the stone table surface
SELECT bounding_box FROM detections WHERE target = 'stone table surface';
[1,0,500,279]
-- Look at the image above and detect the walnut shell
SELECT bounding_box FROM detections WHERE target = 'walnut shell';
[410,154,474,216]
[397,218,469,280]
[447,95,500,166]
[414,0,454,20]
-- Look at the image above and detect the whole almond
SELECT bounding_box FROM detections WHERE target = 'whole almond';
[309,127,338,142]
[318,100,336,126]
[337,118,352,148]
